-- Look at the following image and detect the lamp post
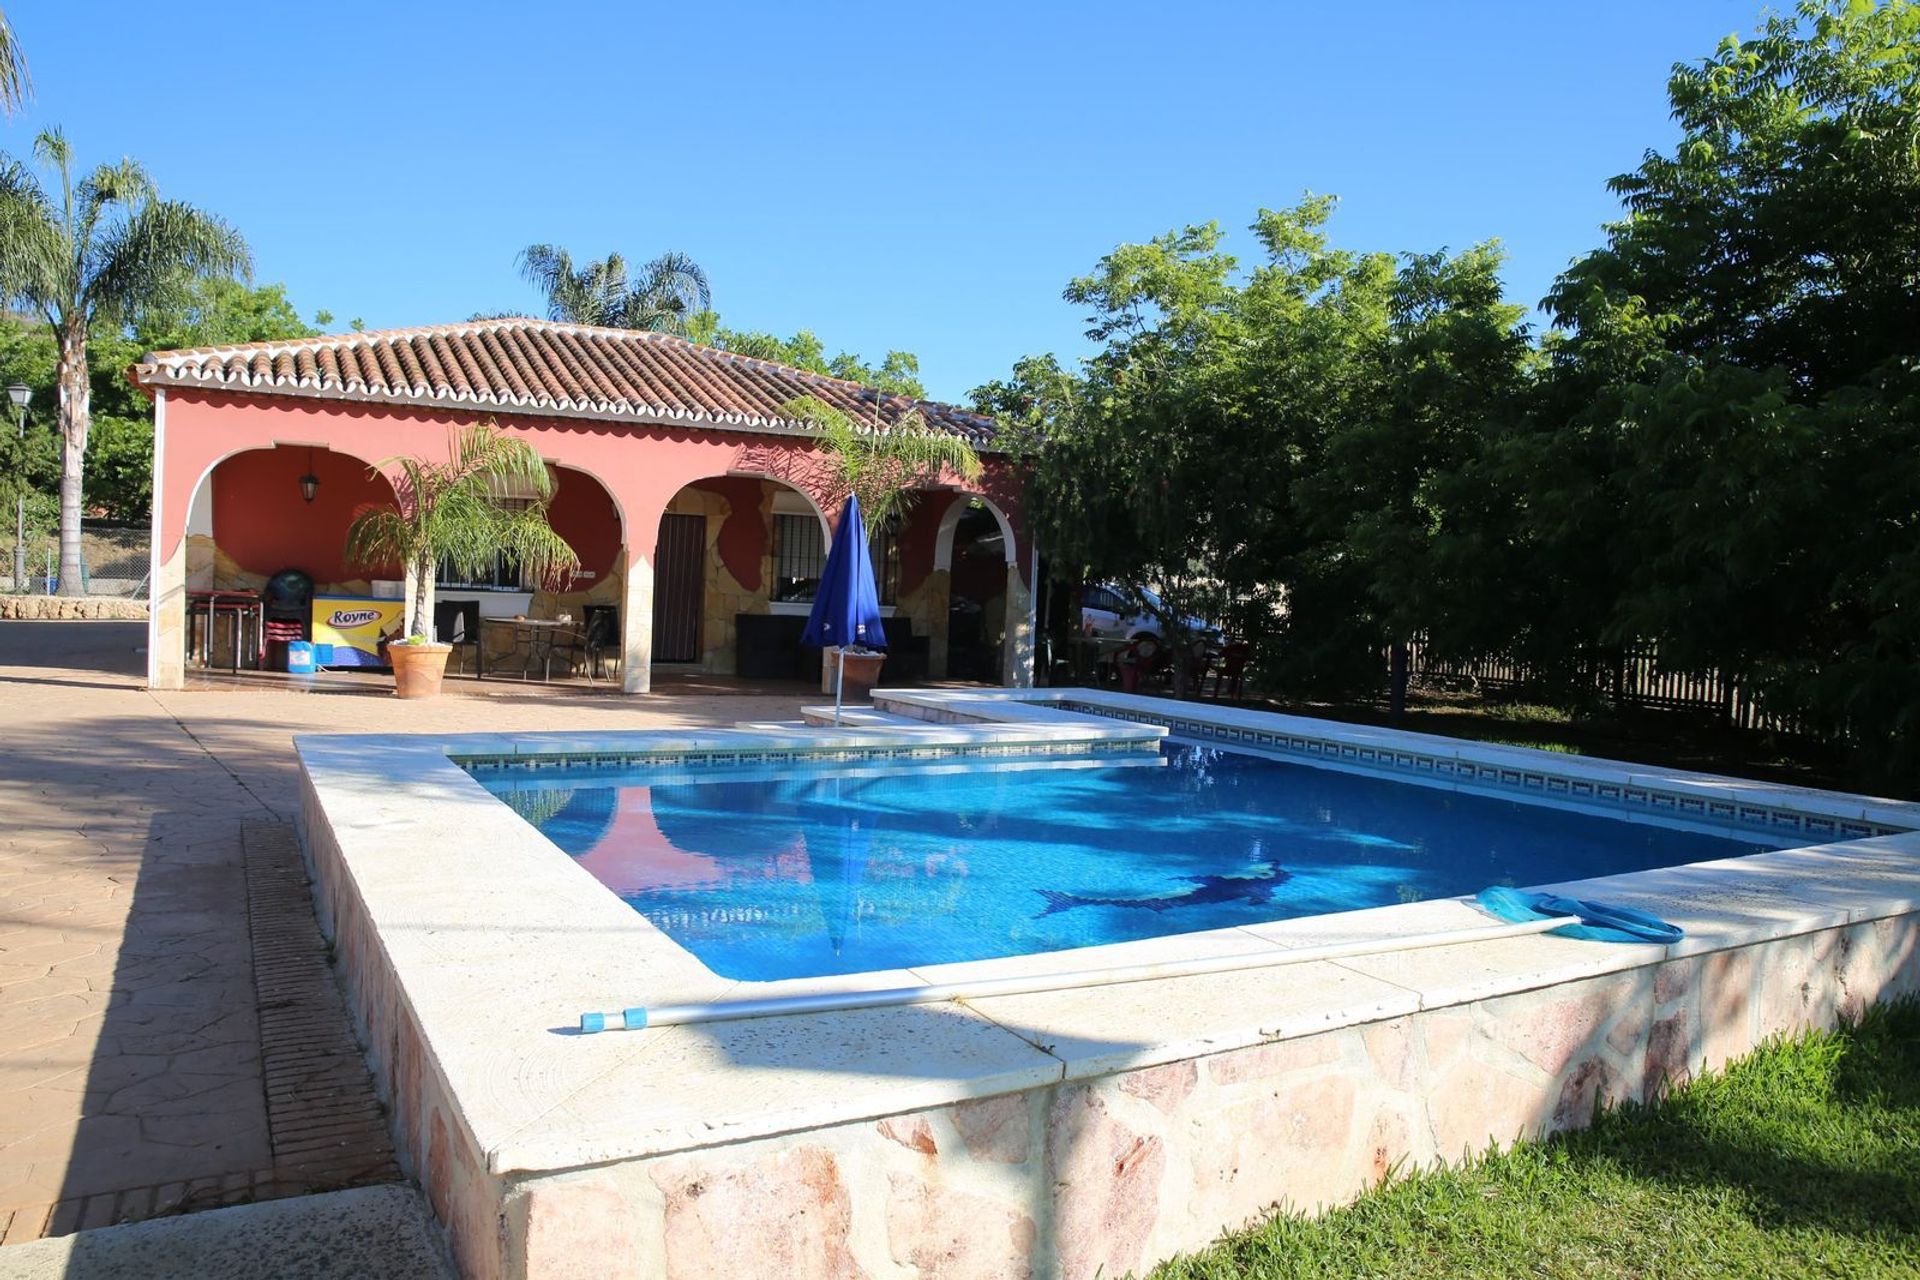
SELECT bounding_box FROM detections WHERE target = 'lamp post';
[7,383,27,594]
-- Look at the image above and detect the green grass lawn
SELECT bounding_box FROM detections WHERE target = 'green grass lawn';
[1152,998,1920,1280]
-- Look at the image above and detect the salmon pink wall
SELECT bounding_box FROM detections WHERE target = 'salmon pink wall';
[211,447,397,584]
[156,390,1027,584]
[688,477,770,592]
[548,468,621,584]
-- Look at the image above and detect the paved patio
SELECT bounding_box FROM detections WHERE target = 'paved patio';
[0,620,811,1246]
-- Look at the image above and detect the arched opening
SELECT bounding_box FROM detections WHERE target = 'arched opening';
[650,475,836,679]
[190,444,398,595]
[944,503,1012,682]
[178,447,629,679]
[919,493,1021,684]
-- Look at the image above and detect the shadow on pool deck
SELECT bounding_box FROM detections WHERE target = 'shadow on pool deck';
[0,662,405,1245]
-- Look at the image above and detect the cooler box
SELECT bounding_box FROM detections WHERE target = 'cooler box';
[286,641,316,674]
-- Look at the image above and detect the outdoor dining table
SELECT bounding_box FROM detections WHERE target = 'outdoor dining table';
[185,589,263,674]
[482,617,584,682]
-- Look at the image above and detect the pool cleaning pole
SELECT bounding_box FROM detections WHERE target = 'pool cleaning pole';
[577,912,1585,1033]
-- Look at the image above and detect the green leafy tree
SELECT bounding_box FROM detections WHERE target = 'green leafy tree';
[1017,220,1250,694]
[0,129,248,593]
[82,413,152,522]
[1289,240,1531,716]
[344,420,579,640]
[135,277,317,351]
[1528,0,1920,774]
[985,199,1530,705]
[517,244,709,335]
[687,313,927,398]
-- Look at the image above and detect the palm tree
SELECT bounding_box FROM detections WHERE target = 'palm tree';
[780,395,983,532]
[345,420,578,642]
[0,129,248,594]
[0,8,31,115]
[516,244,710,335]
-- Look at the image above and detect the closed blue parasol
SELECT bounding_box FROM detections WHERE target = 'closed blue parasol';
[802,493,888,724]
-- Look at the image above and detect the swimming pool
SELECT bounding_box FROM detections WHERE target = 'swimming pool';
[482,742,1778,981]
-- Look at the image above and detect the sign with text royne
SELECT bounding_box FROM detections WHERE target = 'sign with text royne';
[310,597,406,667]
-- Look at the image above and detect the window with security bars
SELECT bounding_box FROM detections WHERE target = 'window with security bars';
[772,513,825,602]
[436,498,530,590]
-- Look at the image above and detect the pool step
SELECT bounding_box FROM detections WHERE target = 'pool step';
[730,706,926,732]
[798,705,920,728]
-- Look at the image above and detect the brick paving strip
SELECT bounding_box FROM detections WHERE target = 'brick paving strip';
[1,824,400,1245]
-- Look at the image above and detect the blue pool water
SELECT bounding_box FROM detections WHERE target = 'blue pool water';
[480,744,1775,981]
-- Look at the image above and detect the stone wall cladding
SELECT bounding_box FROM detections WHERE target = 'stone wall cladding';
[482,914,1917,1280]
[299,776,508,1280]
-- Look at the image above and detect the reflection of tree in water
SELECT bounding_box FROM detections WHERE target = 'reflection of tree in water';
[493,786,617,850]
[498,786,576,828]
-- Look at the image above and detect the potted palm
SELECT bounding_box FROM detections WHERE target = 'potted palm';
[781,395,983,691]
[345,421,578,698]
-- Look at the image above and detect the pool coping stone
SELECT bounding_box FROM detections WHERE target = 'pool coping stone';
[295,687,1920,1179]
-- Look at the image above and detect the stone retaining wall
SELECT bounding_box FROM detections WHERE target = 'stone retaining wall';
[0,595,149,620]
[488,915,1917,1279]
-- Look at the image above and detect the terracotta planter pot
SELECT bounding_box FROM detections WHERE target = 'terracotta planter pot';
[823,647,888,702]
[390,642,453,699]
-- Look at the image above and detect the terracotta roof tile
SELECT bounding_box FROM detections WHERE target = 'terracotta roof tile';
[130,317,1000,448]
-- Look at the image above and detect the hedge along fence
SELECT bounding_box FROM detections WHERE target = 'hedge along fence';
[1405,640,1828,741]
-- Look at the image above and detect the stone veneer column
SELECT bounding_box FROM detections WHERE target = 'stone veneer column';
[147,387,186,690]
[147,539,187,690]
[1002,563,1035,688]
[620,548,653,694]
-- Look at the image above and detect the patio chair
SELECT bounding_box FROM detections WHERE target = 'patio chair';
[582,605,619,681]
[1183,638,1214,692]
[433,600,484,676]
[1210,641,1251,700]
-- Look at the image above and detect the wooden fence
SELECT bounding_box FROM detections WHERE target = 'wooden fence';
[1405,641,1825,740]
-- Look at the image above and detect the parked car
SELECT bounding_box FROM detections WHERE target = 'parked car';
[1079,584,1218,646]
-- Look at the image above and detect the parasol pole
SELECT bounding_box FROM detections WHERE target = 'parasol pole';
[835,641,845,726]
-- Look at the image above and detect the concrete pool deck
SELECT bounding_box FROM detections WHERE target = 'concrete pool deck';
[296,686,1920,1279]
[0,620,814,1252]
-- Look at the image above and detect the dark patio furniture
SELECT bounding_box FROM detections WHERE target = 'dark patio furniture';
[582,605,619,680]
[1210,641,1252,700]
[260,568,314,672]
[433,600,484,676]
[186,589,265,673]
[483,617,581,681]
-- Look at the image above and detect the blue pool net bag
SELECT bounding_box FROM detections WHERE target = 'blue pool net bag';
[1475,886,1685,945]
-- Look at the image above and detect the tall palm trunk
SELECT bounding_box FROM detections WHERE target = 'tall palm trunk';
[410,557,435,644]
[55,317,88,596]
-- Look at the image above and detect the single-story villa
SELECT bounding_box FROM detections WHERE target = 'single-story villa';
[130,317,1033,693]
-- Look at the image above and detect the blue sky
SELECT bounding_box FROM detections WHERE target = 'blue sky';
[11,1,1762,403]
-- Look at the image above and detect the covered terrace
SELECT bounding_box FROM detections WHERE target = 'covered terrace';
[130,318,1034,694]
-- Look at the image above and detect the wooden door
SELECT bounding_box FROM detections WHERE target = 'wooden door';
[651,514,706,663]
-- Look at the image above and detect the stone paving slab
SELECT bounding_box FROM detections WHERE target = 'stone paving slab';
[0,1184,453,1280]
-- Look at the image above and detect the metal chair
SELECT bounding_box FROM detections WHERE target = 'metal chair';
[582,605,620,681]
[433,600,484,676]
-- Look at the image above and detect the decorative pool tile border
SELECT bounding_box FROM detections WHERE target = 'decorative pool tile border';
[1053,699,1907,841]
[453,733,1157,776]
